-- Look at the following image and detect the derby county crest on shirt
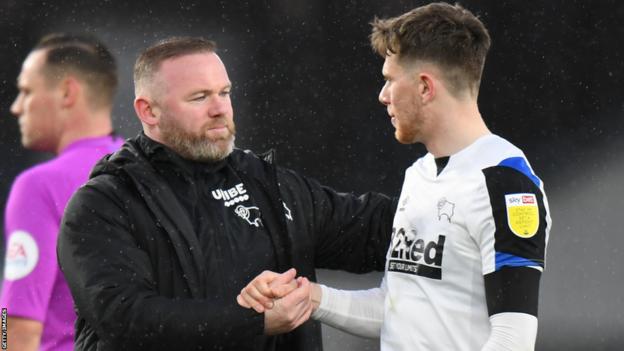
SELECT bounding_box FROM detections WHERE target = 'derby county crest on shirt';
[505,193,539,238]
[437,198,455,222]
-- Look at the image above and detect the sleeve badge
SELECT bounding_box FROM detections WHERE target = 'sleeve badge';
[504,193,539,238]
[4,230,39,281]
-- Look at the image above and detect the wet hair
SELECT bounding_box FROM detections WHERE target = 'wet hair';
[370,2,491,97]
[35,33,118,109]
[133,37,217,96]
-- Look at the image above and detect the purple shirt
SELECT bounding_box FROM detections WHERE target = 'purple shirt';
[1,135,123,351]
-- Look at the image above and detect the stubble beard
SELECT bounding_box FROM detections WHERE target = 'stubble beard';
[395,118,421,145]
[395,103,424,145]
[159,114,236,162]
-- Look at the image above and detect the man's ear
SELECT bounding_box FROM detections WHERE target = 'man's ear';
[418,72,436,104]
[60,76,81,108]
[134,96,160,126]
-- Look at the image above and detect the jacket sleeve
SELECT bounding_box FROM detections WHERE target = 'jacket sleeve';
[278,168,397,272]
[57,179,264,350]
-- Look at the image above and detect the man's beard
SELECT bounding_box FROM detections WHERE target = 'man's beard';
[159,115,236,162]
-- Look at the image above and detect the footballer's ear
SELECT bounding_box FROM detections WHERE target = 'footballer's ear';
[418,72,436,104]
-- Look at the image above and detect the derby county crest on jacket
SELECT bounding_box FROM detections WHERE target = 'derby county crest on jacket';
[234,205,263,227]
[504,193,539,238]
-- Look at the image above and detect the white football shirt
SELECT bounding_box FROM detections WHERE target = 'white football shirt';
[381,134,551,350]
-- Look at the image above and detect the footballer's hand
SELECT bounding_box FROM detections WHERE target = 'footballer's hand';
[264,277,313,335]
[237,268,298,313]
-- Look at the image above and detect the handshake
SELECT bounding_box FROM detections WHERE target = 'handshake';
[237,268,322,335]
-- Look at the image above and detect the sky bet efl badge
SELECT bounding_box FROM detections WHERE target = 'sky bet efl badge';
[505,193,539,238]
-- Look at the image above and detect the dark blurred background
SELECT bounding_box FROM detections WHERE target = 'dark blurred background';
[1,1,622,350]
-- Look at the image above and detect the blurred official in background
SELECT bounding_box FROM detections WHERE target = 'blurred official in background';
[1,34,122,351]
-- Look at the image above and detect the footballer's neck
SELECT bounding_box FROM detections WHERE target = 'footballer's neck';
[426,100,490,158]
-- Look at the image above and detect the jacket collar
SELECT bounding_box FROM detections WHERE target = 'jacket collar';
[136,132,228,177]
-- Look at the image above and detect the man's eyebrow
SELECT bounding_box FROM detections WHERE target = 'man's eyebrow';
[188,84,232,96]
[214,84,233,92]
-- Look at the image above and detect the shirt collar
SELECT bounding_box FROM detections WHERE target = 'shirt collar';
[60,134,122,154]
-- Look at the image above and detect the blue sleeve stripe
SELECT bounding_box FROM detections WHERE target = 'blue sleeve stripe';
[495,252,542,270]
[497,157,541,187]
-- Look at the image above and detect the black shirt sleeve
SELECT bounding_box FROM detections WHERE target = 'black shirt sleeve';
[484,267,541,316]
[481,163,550,317]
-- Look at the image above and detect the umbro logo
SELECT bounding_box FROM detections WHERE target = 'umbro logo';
[398,195,410,212]
[283,202,293,221]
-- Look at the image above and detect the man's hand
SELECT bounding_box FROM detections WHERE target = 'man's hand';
[263,277,314,335]
[237,268,298,313]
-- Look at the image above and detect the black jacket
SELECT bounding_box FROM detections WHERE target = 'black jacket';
[58,134,396,350]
